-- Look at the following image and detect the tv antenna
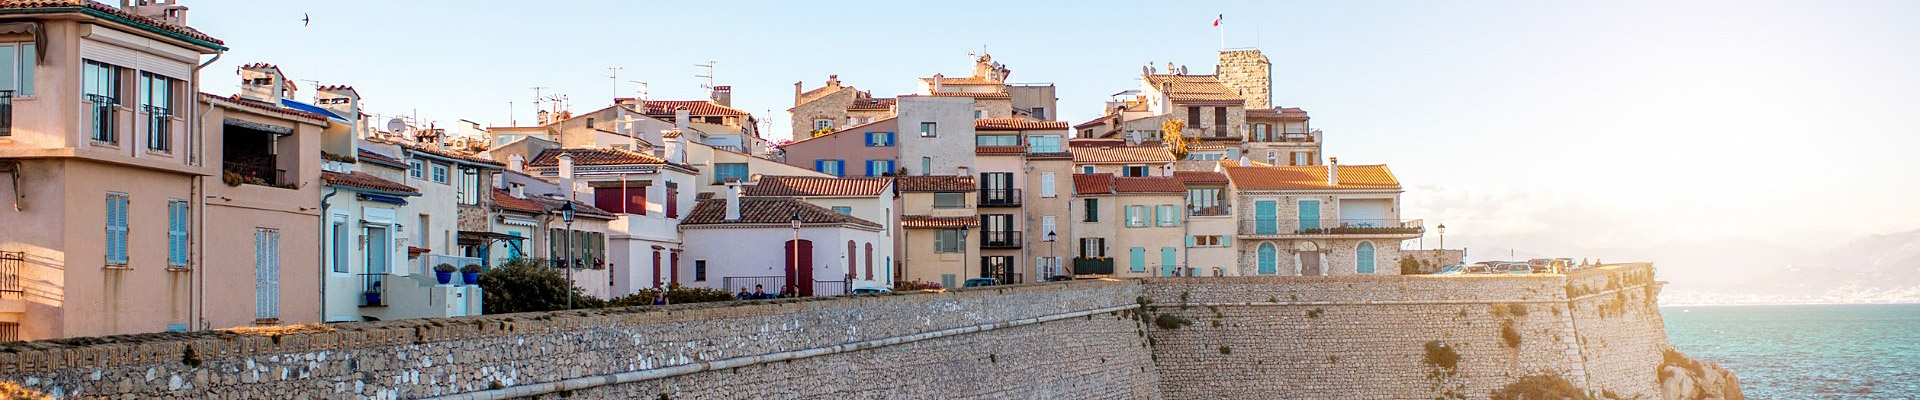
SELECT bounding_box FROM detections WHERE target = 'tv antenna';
[629,80,650,101]
[530,86,550,113]
[605,66,623,103]
[694,61,716,92]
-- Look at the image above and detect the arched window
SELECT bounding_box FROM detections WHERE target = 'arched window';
[1257,243,1278,275]
[864,243,874,280]
[847,241,858,279]
[1356,242,1376,274]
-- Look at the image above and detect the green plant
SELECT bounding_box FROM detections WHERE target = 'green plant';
[478,258,605,314]
[1400,256,1421,274]
[1501,322,1522,349]
[1306,308,1325,318]
[609,283,738,307]
[1154,314,1192,330]
[461,264,482,273]
[434,263,457,273]
[1489,373,1590,400]
[1424,341,1460,371]
[180,345,202,368]
[1218,345,1231,355]
[893,280,942,291]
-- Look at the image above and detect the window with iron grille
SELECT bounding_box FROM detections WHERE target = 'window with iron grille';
[140,72,176,152]
[84,60,122,143]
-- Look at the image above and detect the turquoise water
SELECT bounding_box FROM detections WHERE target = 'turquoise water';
[1662,304,1920,400]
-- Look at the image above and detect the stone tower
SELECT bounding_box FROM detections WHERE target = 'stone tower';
[1215,50,1272,109]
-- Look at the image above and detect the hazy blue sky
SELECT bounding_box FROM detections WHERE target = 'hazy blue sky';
[188,1,1920,285]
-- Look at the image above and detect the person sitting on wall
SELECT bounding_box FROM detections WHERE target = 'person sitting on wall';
[653,288,669,306]
[737,287,753,300]
[752,284,770,300]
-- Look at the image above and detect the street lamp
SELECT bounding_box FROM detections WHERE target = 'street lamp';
[559,201,576,310]
[1436,223,1446,250]
[789,212,801,297]
[1044,230,1057,278]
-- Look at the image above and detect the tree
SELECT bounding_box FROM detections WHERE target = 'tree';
[1400,256,1423,275]
[1161,119,1192,159]
[478,258,604,314]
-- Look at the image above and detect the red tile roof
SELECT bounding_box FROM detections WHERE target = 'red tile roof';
[491,189,544,213]
[1144,74,1244,104]
[744,176,892,197]
[1068,138,1127,148]
[847,97,896,111]
[1070,146,1176,164]
[904,92,1010,98]
[1172,171,1229,184]
[526,148,666,167]
[1073,173,1114,195]
[974,118,1068,131]
[367,138,505,167]
[633,100,749,116]
[356,149,405,167]
[901,215,978,229]
[315,85,357,94]
[788,117,897,146]
[200,93,329,123]
[1223,165,1401,190]
[919,76,1002,85]
[682,197,881,228]
[896,176,976,192]
[0,1,224,47]
[526,195,616,219]
[321,171,417,194]
[1113,177,1186,194]
[1073,114,1117,129]
[975,145,1025,155]
[1278,107,1309,120]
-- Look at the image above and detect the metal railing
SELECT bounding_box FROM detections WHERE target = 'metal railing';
[222,162,286,186]
[723,276,785,298]
[86,94,116,143]
[1072,257,1115,275]
[359,273,386,306]
[1238,219,1424,236]
[977,188,1021,207]
[0,251,23,295]
[812,280,849,297]
[980,231,1022,249]
[0,90,12,137]
[1188,204,1231,216]
[144,105,171,150]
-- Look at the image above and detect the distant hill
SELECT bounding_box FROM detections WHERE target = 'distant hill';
[1644,228,1920,305]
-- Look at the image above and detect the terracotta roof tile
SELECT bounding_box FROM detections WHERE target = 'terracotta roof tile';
[1073,174,1114,195]
[491,189,544,213]
[896,176,975,192]
[526,195,615,219]
[919,76,1002,85]
[1070,146,1176,164]
[1278,107,1309,120]
[1224,165,1401,190]
[1171,171,1229,184]
[321,171,417,194]
[1024,151,1073,160]
[683,197,880,228]
[1113,177,1186,193]
[904,92,1010,98]
[526,148,666,167]
[356,149,405,167]
[847,97,896,111]
[901,215,978,229]
[315,85,356,93]
[744,176,892,197]
[1073,114,1117,129]
[369,138,506,166]
[788,117,897,145]
[200,93,330,123]
[975,118,1068,131]
[632,100,749,117]
[1068,138,1127,148]
[975,145,1025,155]
[0,0,224,47]
[1144,74,1244,103]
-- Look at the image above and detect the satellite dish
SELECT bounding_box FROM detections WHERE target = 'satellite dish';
[386,118,407,133]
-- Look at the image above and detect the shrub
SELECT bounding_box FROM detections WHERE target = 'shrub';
[1424,341,1460,371]
[1489,373,1590,400]
[1154,314,1192,330]
[461,264,483,273]
[478,258,605,314]
[433,263,456,273]
[1218,345,1231,355]
[1400,256,1422,275]
[1501,322,1522,348]
[610,283,738,307]
[894,280,942,291]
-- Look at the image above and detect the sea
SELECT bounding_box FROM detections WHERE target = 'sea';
[1661,304,1920,400]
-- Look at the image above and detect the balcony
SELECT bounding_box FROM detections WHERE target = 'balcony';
[1188,204,1232,217]
[1072,257,1115,275]
[0,90,12,137]
[1239,219,1424,237]
[980,231,1023,249]
[978,188,1021,207]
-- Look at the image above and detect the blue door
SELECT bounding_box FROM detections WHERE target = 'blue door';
[1357,242,1376,274]
[1254,200,1278,234]
[1160,247,1177,277]
[1129,247,1146,273]
[1298,200,1321,232]
[1257,243,1277,275]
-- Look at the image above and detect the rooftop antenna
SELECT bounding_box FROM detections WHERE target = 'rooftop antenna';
[629,80,649,101]
[507,101,516,126]
[530,86,550,117]
[605,66,623,104]
[694,61,716,93]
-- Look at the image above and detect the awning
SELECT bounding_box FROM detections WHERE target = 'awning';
[359,194,409,204]
[498,215,539,227]
[458,231,524,246]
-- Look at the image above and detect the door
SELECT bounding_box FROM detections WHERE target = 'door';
[1298,200,1321,232]
[785,239,814,296]
[1160,247,1178,277]
[1257,243,1277,275]
[981,172,1013,204]
[1356,242,1376,274]
[1254,200,1278,234]
[1300,251,1321,276]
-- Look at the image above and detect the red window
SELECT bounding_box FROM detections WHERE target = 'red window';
[593,186,646,215]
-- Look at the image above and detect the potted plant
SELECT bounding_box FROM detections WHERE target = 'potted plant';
[433,263,456,285]
[362,281,382,306]
[461,264,482,285]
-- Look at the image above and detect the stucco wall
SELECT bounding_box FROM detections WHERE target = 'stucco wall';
[896,97,976,176]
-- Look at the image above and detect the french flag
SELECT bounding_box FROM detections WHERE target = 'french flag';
[1213,14,1223,27]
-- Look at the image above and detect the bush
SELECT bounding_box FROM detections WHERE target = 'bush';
[1154,314,1192,330]
[478,258,604,314]
[460,264,482,273]
[1400,256,1422,274]
[1424,341,1460,371]
[1489,373,1590,400]
[609,283,739,307]
[1501,322,1522,348]
[433,263,456,273]
[894,280,942,291]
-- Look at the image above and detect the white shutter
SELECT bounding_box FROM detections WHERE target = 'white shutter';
[1040,172,1056,198]
[268,231,279,318]
[254,230,267,319]
[1041,216,1056,237]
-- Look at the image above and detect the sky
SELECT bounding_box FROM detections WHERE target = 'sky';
[185,0,1920,289]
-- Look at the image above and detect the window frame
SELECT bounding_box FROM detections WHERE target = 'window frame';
[1027,135,1061,153]
[139,72,176,152]
[694,260,708,281]
[0,42,36,97]
[713,162,748,184]
[1083,198,1099,222]
[933,229,964,253]
[105,192,129,266]
[1126,205,1147,227]
[919,122,937,137]
[408,159,426,179]
[933,192,966,208]
[83,60,122,144]
[430,162,450,184]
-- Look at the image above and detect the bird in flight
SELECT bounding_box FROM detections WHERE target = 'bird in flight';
[302,13,310,26]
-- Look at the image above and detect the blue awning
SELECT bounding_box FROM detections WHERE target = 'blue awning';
[280,99,349,122]
[359,194,409,205]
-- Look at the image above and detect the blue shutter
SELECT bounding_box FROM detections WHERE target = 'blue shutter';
[864,132,874,146]
[1129,247,1146,272]
[1186,235,1197,248]
[1257,243,1277,275]
[1220,236,1231,247]
[106,195,128,264]
[1123,206,1136,227]
[1357,242,1376,274]
[1254,200,1277,234]
[814,159,826,174]
[1161,247,1177,277]
[885,132,896,146]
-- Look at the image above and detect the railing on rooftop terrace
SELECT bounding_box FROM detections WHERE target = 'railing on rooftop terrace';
[359,273,386,307]
[1239,219,1424,236]
[1189,205,1232,217]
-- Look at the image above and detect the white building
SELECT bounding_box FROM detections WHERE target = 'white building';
[680,184,888,297]
[522,147,698,297]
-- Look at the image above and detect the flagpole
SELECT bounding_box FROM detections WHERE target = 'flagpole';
[1217,14,1225,49]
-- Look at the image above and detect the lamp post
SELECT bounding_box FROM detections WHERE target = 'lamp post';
[790,212,801,297]
[559,201,576,310]
[1436,223,1446,250]
[1044,230,1057,278]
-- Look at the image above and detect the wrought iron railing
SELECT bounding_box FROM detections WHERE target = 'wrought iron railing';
[980,231,1022,249]
[0,251,24,295]
[222,162,285,186]
[0,90,12,137]
[812,280,849,297]
[359,273,386,306]
[144,105,171,150]
[86,94,115,143]
[1188,204,1231,216]
[977,188,1021,207]
[1239,219,1424,236]
[1072,257,1115,275]
[723,276,786,298]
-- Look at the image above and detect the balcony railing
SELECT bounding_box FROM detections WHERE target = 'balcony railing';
[222,162,286,187]
[1188,204,1231,217]
[359,273,386,307]
[0,90,12,137]
[86,94,116,143]
[1250,133,1315,143]
[1239,219,1424,236]
[980,231,1023,249]
[0,251,24,295]
[978,188,1021,207]
[1072,257,1115,275]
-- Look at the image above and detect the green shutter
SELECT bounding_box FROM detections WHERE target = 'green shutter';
[1186,236,1196,248]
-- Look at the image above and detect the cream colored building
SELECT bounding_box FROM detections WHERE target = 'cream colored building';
[1071,174,1188,278]
[1226,163,1421,276]
[896,176,978,288]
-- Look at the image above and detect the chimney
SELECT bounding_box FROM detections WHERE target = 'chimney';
[124,0,188,26]
[793,81,804,104]
[931,73,944,93]
[664,135,686,164]
[237,63,285,103]
[315,85,360,122]
[1326,157,1339,186]
[674,106,691,132]
[711,85,732,107]
[827,74,841,88]
[558,154,575,180]
[956,165,969,177]
[510,183,526,199]
[724,182,744,221]
[508,154,525,172]
[537,110,552,125]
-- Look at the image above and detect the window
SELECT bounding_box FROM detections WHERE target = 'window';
[1190,235,1224,247]
[408,159,425,179]
[430,163,449,183]
[585,118,595,128]
[666,182,680,218]
[1266,151,1278,166]
[814,159,845,177]
[1081,166,1094,174]
[973,109,983,119]
[0,42,36,98]
[457,167,481,205]
[1214,107,1228,136]
[694,260,707,281]
[105,193,129,266]
[593,186,647,215]
[1032,107,1047,120]
[1083,198,1099,222]
[1257,243,1278,275]
[331,219,348,273]
[1129,247,1146,272]
[1156,205,1178,226]
[1188,188,1223,215]
[865,131,895,147]
[1039,172,1056,198]
[865,243,875,280]
[1292,152,1312,166]
[1125,205,1147,227]
[976,135,1017,146]
[255,228,281,320]
[865,159,894,177]
[831,206,852,215]
[920,122,937,137]
[140,73,176,151]
[1028,135,1061,153]
[84,60,122,143]
[713,163,748,183]
[1253,124,1271,142]
[1186,107,1201,128]
[813,119,832,131]
[934,229,964,253]
[921,157,933,175]
[1123,166,1149,177]
[933,192,966,208]
[1078,237,1106,258]
[1041,216,1056,238]
[168,200,189,268]
[1357,242,1377,274]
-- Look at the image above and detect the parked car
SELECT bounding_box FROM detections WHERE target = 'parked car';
[1495,262,1533,274]
[1470,261,1508,274]
[849,287,892,294]
[1527,258,1574,274]
[1046,275,1074,282]
[962,277,1000,288]
[1433,264,1467,275]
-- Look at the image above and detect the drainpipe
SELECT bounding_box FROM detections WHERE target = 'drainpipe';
[189,51,220,330]
[319,187,339,322]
